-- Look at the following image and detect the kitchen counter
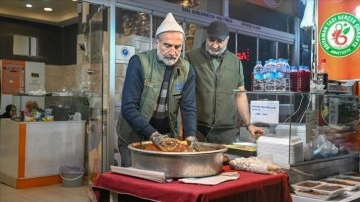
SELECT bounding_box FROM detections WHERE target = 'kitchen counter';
[0,119,85,188]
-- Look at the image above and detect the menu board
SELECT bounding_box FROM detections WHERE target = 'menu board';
[1,60,25,94]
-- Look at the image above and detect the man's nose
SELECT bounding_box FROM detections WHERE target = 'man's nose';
[210,43,219,49]
[167,46,177,55]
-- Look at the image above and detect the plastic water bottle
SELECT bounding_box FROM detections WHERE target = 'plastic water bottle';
[262,60,270,91]
[290,66,298,92]
[266,59,277,91]
[252,61,264,91]
[276,58,286,91]
[283,59,291,91]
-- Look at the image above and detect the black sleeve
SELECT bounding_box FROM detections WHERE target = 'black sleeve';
[180,64,197,137]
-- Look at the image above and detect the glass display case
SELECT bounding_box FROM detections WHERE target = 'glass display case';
[210,91,360,184]
[11,94,89,121]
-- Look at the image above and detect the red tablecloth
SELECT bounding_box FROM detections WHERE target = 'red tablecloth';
[92,165,292,202]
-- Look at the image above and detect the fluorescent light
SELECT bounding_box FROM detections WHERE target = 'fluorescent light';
[26,4,32,8]
[44,7,53,11]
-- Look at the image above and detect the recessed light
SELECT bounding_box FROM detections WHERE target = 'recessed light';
[44,7,53,11]
[26,4,32,8]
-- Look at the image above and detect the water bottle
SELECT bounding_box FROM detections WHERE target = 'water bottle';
[276,58,286,91]
[266,59,277,91]
[283,59,291,91]
[290,66,298,92]
[263,60,270,91]
[252,61,263,91]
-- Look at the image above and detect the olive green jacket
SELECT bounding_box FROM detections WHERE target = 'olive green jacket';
[186,46,244,128]
[117,49,193,145]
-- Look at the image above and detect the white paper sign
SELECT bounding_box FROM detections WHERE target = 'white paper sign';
[250,101,279,124]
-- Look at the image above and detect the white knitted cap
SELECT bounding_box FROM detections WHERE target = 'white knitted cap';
[155,13,185,37]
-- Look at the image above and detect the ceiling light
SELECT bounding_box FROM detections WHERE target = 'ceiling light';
[72,0,78,1]
[26,4,32,8]
[44,7,53,12]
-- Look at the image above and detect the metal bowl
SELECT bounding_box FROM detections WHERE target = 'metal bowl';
[128,141,228,178]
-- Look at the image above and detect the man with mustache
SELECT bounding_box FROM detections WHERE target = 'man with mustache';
[186,21,264,144]
[116,13,197,167]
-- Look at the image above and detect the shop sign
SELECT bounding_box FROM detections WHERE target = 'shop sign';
[319,12,360,57]
[116,45,135,64]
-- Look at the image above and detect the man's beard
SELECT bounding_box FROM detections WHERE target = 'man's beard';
[205,43,226,57]
[157,49,179,66]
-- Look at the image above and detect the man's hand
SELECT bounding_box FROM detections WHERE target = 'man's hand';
[185,136,199,151]
[150,132,186,152]
[247,125,265,140]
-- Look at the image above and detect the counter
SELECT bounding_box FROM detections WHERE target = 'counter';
[0,119,85,188]
[92,165,292,202]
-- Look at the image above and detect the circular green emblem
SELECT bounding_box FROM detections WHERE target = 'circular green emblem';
[319,13,360,57]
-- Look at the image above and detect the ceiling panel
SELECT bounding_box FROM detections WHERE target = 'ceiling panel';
[0,0,79,26]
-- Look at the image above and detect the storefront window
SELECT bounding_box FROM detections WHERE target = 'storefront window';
[116,9,151,38]
[229,1,295,34]
[259,38,276,63]
[278,42,293,63]
[238,34,256,91]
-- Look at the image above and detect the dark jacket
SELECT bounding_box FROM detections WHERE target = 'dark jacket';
[117,49,197,145]
[186,44,244,128]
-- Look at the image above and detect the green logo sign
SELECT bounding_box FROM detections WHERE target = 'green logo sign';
[319,13,360,57]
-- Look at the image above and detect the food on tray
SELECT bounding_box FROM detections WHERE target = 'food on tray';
[313,185,343,191]
[336,176,360,182]
[321,178,360,191]
[322,178,357,186]
[135,142,220,152]
[292,180,324,192]
[342,172,360,177]
[297,181,322,188]
[229,157,281,175]
[312,184,345,197]
[294,190,342,201]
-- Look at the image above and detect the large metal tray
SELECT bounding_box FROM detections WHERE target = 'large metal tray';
[128,141,228,178]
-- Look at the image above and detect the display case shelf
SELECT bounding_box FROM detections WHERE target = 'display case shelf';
[216,90,360,183]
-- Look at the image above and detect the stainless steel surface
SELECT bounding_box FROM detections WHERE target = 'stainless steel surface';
[289,153,359,184]
[128,141,228,178]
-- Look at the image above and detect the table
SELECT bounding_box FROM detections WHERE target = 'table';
[92,165,292,202]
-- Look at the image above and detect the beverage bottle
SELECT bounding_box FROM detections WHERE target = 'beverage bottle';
[290,66,298,92]
[252,61,263,91]
[297,66,304,92]
[276,58,287,91]
[303,66,311,92]
[267,59,277,91]
[317,59,328,90]
[283,59,291,91]
[262,60,270,91]
[298,65,311,92]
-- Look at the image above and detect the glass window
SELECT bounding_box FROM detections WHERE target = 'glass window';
[259,39,276,63]
[229,1,295,34]
[232,33,257,90]
[116,9,151,38]
[278,42,293,62]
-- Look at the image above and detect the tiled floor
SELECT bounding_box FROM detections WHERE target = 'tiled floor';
[0,183,90,202]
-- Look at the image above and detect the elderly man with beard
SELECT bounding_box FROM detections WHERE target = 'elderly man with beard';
[116,13,197,167]
[186,21,264,144]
